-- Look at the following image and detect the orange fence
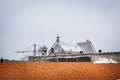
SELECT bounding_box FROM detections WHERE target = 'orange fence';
[0,62,120,80]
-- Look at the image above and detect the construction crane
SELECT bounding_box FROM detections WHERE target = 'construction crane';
[16,44,38,56]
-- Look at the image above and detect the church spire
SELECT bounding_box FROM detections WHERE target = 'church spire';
[56,34,60,42]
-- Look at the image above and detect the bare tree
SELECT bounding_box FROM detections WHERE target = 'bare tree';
[39,45,48,56]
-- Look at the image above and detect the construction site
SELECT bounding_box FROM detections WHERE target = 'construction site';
[15,36,120,63]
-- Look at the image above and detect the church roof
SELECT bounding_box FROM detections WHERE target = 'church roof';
[77,40,91,51]
[60,42,82,52]
[49,36,96,54]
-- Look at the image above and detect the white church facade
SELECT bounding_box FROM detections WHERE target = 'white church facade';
[48,36,96,56]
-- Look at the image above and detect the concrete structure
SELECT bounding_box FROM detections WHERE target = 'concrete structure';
[29,52,120,63]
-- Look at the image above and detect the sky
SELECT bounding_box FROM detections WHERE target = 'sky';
[0,0,120,60]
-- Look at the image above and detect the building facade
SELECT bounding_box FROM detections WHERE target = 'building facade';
[29,36,120,63]
[48,36,96,56]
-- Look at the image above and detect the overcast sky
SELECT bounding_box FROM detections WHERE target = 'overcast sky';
[0,0,120,60]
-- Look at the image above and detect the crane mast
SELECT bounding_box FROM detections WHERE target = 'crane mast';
[33,44,36,56]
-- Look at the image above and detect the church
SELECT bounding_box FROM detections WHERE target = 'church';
[29,36,120,63]
[48,36,96,56]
